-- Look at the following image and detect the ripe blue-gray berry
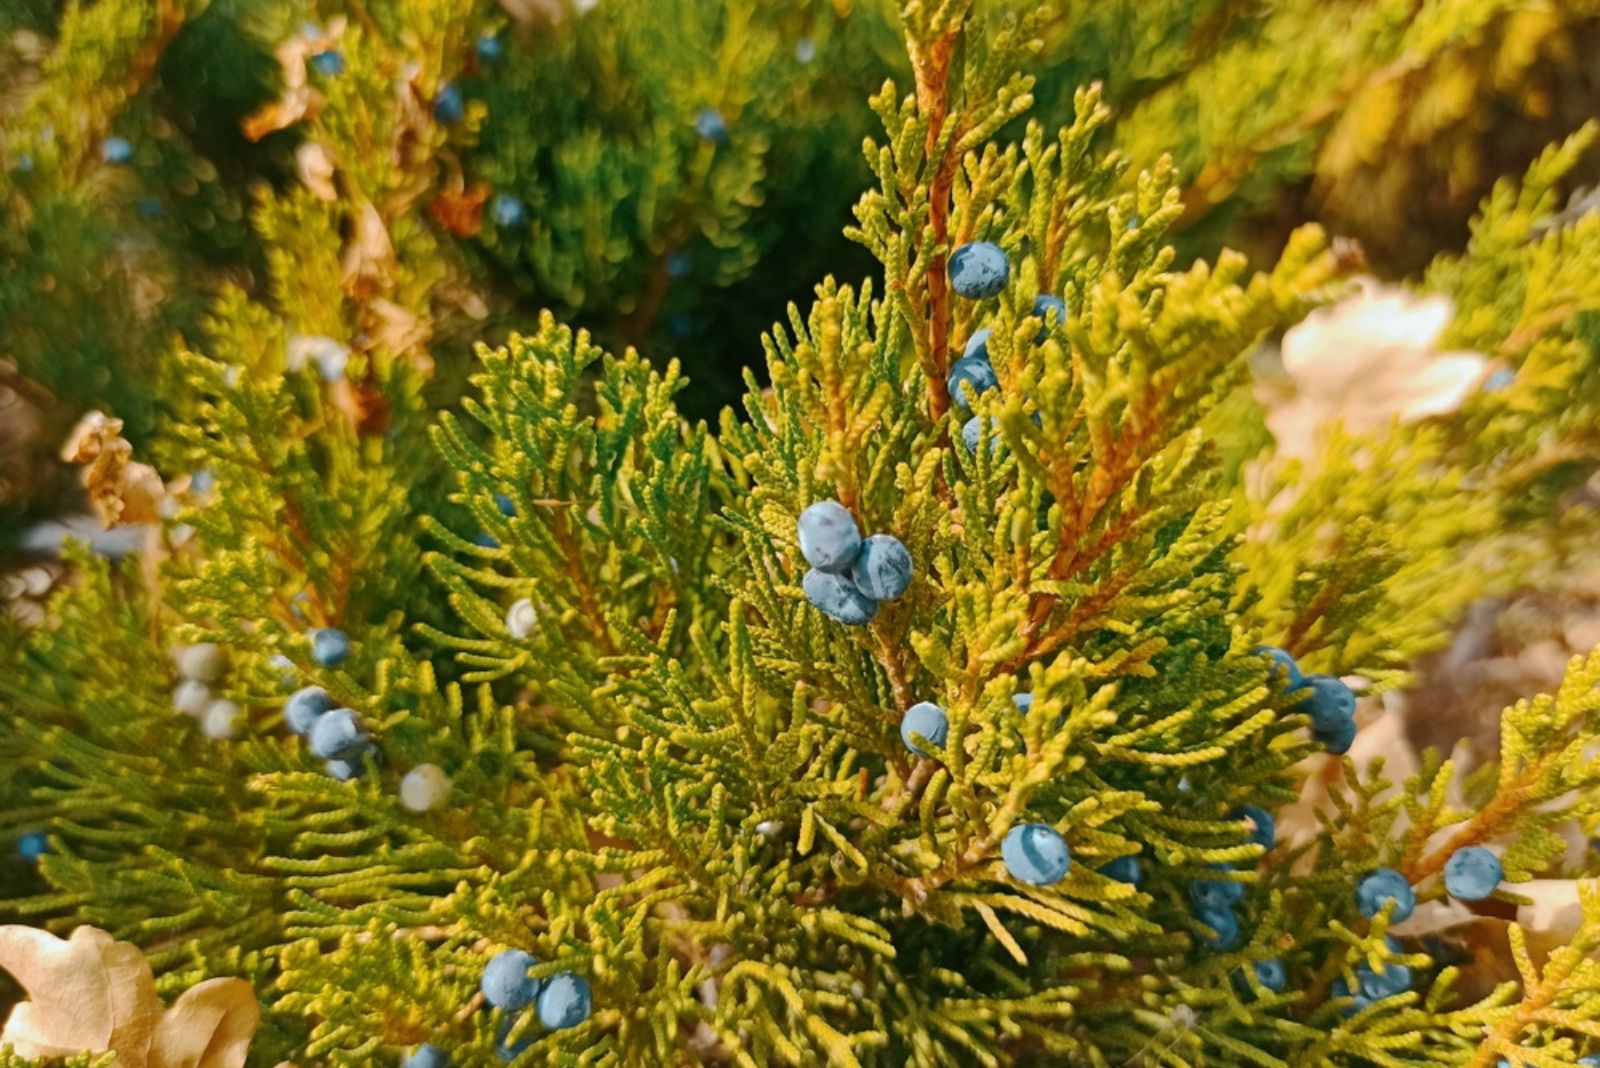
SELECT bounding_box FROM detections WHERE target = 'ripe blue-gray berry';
[1001,823,1070,885]
[310,627,351,667]
[495,1020,532,1062]
[1314,714,1357,755]
[536,972,592,1030]
[1443,845,1503,901]
[1194,902,1240,950]
[795,36,816,63]
[946,356,998,408]
[481,949,541,1011]
[1254,645,1305,691]
[1032,294,1066,340]
[1012,692,1033,714]
[1190,867,1245,912]
[1302,675,1356,734]
[101,137,134,165]
[899,701,948,757]
[1233,805,1276,850]
[796,501,862,574]
[1483,368,1515,392]
[327,754,368,781]
[1355,868,1415,922]
[850,534,912,601]
[491,194,528,229]
[402,1043,449,1068]
[962,328,992,362]
[1252,958,1286,994]
[802,569,878,626]
[962,416,982,453]
[310,50,345,76]
[287,334,350,381]
[433,82,464,124]
[1355,958,1411,1000]
[695,107,728,143]
[1330,976,1369,1015]
[1579,1057,1600,1067]
[476,34,505,64]
[1100,855,1142,886]
[17,831,49,860]
[961,415,1003,455]
[308,707,366,760]
[285,686,334,735]
[948,242,1009,299]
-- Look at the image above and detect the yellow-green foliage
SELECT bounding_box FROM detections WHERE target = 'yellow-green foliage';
[1108,0,1600,263]
[7,3,1600,1068]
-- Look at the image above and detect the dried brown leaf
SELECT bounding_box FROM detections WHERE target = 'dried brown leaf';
[59,411,167,528]
[150,978,259,1068]
[340,199,396,299]
[428,181,490,237]
[295,142,338,201]
[0,926,259,1068]
[0,926,158,1066]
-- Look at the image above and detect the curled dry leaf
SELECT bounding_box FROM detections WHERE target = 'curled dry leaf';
[0,925,258,1068]
[340,199,396,300]
[295,142,338,202]
[428,180,490,237]
[59,411,166,527]
[365,299,433,371]
[241,19,345,141]
[1258,278,1489,462]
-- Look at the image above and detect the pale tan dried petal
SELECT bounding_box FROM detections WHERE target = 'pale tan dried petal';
[1515,878,1585,942]
[0,925,160,1066]
[1394,352,1490,423]
[0,926,261,1068]
[118,462,168,525]
[1267,279,1488,461]
[150,977,259,1068]
[295,142,338,201]
[340,200,396,298]
[366,299,433,371]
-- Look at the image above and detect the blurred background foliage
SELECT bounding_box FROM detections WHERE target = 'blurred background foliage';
[2,0,1598,551]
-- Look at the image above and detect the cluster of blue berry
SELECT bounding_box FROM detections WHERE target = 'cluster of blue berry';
[899,699,1079,887]
[797,501,912,626]
[1336,850,1506,1013]
[479,43,735,241]
[945,242,1065,453]
[477,949,592,1061]
[281,628,376,780]
[303,26,466,129]
[1255,645,1359,754]
[1188,806,1278,952]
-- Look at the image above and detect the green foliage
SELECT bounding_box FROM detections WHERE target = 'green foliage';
[7,2,1600,1068]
